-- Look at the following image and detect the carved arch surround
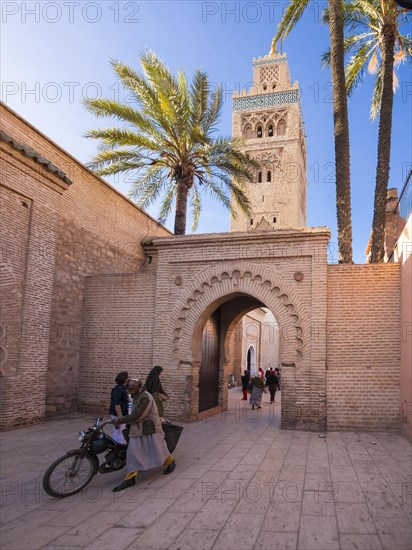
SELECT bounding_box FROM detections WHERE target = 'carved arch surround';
[170,262,308,364]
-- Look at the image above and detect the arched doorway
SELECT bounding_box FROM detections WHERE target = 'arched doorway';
[246,345,256,376]
[169,262,313,428]
[196,295,281,415]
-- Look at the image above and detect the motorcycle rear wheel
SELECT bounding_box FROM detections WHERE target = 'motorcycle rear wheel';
[43,451,96,498]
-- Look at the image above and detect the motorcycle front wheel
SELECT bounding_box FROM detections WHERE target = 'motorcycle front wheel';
[43,451,96,498]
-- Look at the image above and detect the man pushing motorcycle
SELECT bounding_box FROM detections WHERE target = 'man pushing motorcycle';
[111,378,176,492]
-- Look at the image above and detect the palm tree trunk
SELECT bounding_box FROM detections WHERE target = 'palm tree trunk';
[174,179,190,235]
[369,26,395,263]
[328,0,353,263]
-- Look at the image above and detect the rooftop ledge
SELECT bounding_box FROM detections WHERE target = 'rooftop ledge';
[143,227,331,248]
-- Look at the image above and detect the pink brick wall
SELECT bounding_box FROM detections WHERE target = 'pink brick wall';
[326,264,401,431]
[0,104,170,427]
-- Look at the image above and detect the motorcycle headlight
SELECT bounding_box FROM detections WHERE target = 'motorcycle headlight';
[78,430,85,442]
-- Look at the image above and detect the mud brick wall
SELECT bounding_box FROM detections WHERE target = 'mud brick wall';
[0,137,68,429]
[0,103,170,427]
[77,267,159,415]
[326,264,401,431]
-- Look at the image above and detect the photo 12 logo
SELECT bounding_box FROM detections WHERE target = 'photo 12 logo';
[1,2,140,24]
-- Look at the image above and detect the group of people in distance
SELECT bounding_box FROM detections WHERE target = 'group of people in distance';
[240,366,281,409]
[108,366,175,493]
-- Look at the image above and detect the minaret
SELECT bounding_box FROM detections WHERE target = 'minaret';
[230,50,307,231]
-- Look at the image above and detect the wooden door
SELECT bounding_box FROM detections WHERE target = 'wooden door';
[199,308,221,412]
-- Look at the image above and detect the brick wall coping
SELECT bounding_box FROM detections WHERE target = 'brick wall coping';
[0,102,172,235]
[0,130,73,187]
[143,226,331,249]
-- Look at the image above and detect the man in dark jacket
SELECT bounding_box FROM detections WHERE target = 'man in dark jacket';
[240,370,250,400]
[266,370,280,404]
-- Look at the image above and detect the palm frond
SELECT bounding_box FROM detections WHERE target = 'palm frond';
[157,182,176,224]
[273,0,310,45]
[371,61,384,120]
[368,50,379,74]
[189,184,202,232]
[346,41,377,95]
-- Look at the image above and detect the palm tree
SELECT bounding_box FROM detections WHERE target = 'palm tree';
[84,51,257,235]
[272,0,353,263]
[324,0,411,262]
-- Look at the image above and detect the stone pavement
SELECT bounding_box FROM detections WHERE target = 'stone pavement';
[1,388,411,550]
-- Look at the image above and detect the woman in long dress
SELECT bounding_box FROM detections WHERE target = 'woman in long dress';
[249,376,266,409]
[112,378,175,492]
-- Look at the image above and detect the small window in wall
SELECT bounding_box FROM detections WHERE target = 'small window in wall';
[257,126,262,138]
[273,217,277,223]
[268,125,273,137]
[250,219,253,225]
[262,195,264,202]
[257,171,262,183]
[267,170,271,182]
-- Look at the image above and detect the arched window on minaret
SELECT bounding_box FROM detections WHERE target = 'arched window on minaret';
[244,124,253,139]
[268,125,273,137]
[277,119,286,136]
[257,171,262,183]
[267,170,272,182]
[257,126,262,138]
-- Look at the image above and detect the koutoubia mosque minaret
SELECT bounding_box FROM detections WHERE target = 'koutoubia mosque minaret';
[230,46,307,231]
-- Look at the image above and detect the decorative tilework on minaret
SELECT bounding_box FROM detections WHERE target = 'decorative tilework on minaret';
[231,52,307,232]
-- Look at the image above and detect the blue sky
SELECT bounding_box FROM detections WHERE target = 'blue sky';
[2,0,411,263]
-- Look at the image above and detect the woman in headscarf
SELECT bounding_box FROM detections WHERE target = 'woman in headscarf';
[249,375,266,410]
[144,365,168,417]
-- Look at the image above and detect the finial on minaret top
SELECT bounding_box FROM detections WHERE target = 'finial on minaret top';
[269,38,277,56]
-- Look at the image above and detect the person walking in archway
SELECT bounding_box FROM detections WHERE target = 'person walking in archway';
[249,376,266,409]
[266,370,280,404]
[241,369,250,400]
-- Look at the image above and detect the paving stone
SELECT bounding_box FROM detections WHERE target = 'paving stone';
[254,531,298,550]
[0,391,411,550]
[127,511,194,548]
[330,464,358,481]
[116,499,174,528]
[153,477,195,499]
[174,463,211,479]
[298,515,339,550]
[304,473,332,492]
[168,528,220,550]
[363,489,406,518]
[171,481,210,513]
[375,516,412,549]
[50,511,125,546]
[302,490,336,516]
[186,498,237,530]
[305,460,330,475]
[213,512,265,549]
[210,457,242,471]
[1,510,63,547]
[262,500,301,531]
[339,533,383,549]
[278,464,306,482]
[333,481,365,503]
[335,502,377,534]
[83,527,143,549]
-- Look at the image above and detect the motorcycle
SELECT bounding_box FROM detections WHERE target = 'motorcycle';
[42,417,126,498]
[42,416,183,498]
